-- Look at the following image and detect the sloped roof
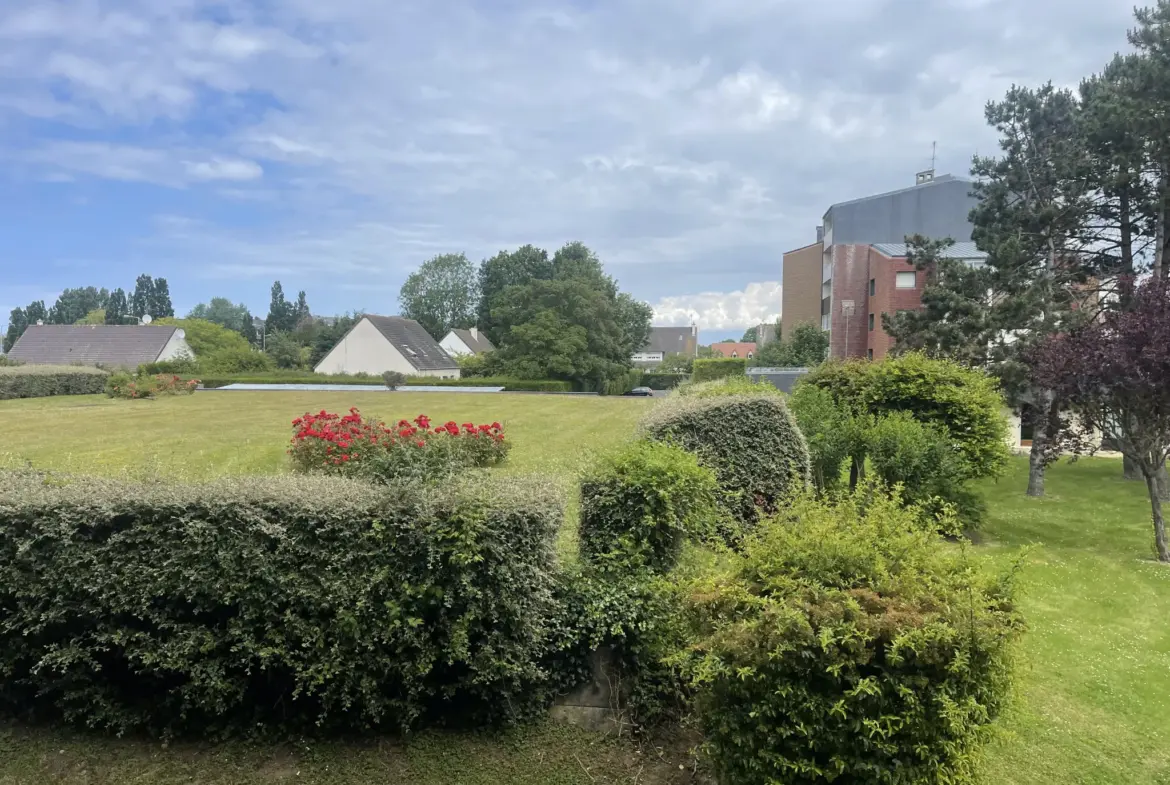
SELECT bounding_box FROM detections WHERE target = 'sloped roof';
[365,316,458,371]
[7,325,181,368]
[710,341,757,358]
[871,241,987,260]
[450,328,496,354]
[641,326,696,354]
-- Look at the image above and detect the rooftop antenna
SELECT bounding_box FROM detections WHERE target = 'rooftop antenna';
[931,141,937,174]
[141,314,153,325]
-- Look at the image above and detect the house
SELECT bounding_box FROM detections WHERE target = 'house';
[314,315,460,379]
[6,324,194,369]
[710,341,756,360]
[440,327,496,357]
[632,325,699,366]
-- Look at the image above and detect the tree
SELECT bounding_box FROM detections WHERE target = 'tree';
[1032,277,1170,561]
[659,353,694,374]
[105,289,129,325]
[399,253,479,340]
[266,331,305,370]
[156,318,252,358]
[76,309,106,325]
[130,275,154,319]
[3,308,27,354]
[741,326,759,343]
[188,298,253,334]
[309,313,360,367]
[240,312,258,346]
[265,281,297,335]
[150,278,174,319]
[753,323,829,367]
[293,291,311,328]
[477,245,554,343]
[49,287,109,325]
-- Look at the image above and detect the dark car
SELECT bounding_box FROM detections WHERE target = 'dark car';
[624,386,654,397]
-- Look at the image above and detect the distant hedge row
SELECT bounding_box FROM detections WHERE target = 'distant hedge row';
[194,374,572,392]
[0,365,109,400]
[0,470,561,736]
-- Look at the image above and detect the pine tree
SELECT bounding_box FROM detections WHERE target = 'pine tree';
[130,275,154,320]
[151,278,174,318]
[105,289,129,325]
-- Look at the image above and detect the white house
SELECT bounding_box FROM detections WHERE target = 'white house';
[440,327,496,357]
[314,315,460,379]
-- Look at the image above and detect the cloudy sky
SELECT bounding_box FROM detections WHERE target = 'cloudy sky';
[0,0,1137,333]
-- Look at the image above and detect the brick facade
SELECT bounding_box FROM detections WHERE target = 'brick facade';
[781,242,823,339]
[867,254,923,360]
[827,245,924,360]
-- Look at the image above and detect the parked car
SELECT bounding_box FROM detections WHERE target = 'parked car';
[624,386,654,397]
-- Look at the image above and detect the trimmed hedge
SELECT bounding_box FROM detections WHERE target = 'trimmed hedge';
[603,368,645,396]
[0,365,109,400]
[579,440,718,573]
[641,372,690,390]
[640,394,810,531]
[692,358,746,383]
[197,374,571,392]
[677,375,783,398]
[0,471,561,737]
[682,489,1023,784]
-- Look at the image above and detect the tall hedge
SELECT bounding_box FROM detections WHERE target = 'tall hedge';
[692,357,746,383]
[0,365,109,399]
[0,471,560,737]
[801,353,1009,480]
[639,395,810,530]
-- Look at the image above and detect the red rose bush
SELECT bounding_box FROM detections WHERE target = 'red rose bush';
[289,408,511,482]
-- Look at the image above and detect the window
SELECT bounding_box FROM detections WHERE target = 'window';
[867,349,874,361]
[747,351,754,359]
[868,313,875,331]
[896,271,916,289]
[730,351,738,358]
[869,278,875,296]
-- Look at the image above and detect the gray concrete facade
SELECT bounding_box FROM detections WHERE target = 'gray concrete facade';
[822,174,978,246]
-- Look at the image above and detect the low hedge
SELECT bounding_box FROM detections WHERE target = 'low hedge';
[641,372,690,390]
[692,358,746,383]
[197,374,571,392]
[0,365,109,400]
[640,394,811,531]
[0,471,561,737]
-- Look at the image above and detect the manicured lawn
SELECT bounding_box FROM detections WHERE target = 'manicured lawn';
[0,393,1166,784]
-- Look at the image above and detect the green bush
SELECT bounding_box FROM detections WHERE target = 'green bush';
[200,347,276,374]
[195,373,571,392]
[382,370,407,389]
[681,488,1024,785]
[603,368,644,396]
[641,372,689,390]
[138,358,200,376]
[0,471,560,737]
[677,375,783,398]
[692,357,746,383]
[789,384,863,494]
[640,395,810,531]
[579,440,719,574]
[0,365,109,400]
[802,354,1009,481]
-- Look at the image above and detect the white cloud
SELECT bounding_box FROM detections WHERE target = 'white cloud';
[185,157,264,182]
[651,282,781,330]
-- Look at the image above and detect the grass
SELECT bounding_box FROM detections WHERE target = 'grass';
[0,393,1167,783]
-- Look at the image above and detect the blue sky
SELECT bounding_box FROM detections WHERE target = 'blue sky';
[0,0,1134,333]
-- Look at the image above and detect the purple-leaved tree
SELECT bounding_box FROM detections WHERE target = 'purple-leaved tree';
[1033,277,1170,562]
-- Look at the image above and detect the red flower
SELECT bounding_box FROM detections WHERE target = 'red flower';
[416,440,426,448]
[415,415,431,429]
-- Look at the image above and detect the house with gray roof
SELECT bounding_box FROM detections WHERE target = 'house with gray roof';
[632,325,699,367]
[313,315,460,378]
[440,327,496,357]
[6,325,194,369]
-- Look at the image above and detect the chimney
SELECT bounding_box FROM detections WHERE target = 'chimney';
[915,169,935,185]
[469,326,478,339]
[816,225,824,243]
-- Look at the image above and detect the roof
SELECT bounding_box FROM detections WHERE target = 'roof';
[641,326,696,354]
[825,174,972,215]
[709,341,757,358]
[782,240,824,255]
[871,241,988,261]
[364,315,459,371]
[7,325,181,368]
[449,328,496,354]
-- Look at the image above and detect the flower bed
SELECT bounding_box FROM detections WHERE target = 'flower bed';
[289,408,510,482]
[106,373,199,399]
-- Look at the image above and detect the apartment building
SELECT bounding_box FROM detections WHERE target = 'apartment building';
[783,171,982,359]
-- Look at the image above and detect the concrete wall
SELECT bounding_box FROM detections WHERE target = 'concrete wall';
[825,176,978,246]
[782,242,823,340]
[315,318,459,378]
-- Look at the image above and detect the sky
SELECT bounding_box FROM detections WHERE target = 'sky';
[0,0,1138,335]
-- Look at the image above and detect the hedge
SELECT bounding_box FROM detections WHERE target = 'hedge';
[0,365,109,400]
[682,489,1023,784]
[0,470,561,737]
[692,358,746,382]
[641,372,690,390]
[640,394,811,532]
[603,368,645,396]
[196,374,572,392]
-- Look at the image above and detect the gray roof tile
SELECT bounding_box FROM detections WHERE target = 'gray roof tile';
[641,327,697,354]
[365,316,459,371]
[450,328,496,354]
[7,325,180,369]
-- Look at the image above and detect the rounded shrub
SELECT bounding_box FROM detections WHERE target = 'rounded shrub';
[639,394,811,530]
[682,489,1024,785]
[579,440,719,573]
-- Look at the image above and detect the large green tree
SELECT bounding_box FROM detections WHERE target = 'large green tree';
[48,287,109,325]
[104,289,129,325]
[477,245,554,344]
[130,275,154,320]
[150,278,174,319]
[399,253,479,340]
[188,298,253,334]
[265,281,297,335]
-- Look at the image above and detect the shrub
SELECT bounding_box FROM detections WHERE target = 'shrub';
[138,357,200,376]
[579,440,719,574]
[641,372,689,390]
[106,373,198,400]
[802,354,1010,481]
[200,346,276,374]
[382,370,407,389]
[639,395,811,531]
[677,375,783,398]
[603,368,645,396]
[289,409,510,483]
[789,384,863,494]
[692,357,746,383]
[0,365,109,400]
[0,470,561,737]
[681,488,1024,785]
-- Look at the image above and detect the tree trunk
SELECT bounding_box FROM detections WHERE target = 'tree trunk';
[1144,471,1170,562]
[1124,453,1143,481]
[1025,389,1055,498]
[1157,460,1170,502]
[1027,434,1047,497]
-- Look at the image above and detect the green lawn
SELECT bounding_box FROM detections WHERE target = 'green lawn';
[0,393,1166,784]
